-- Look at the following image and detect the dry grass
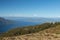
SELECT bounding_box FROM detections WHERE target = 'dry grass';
[1,30,60,40]
[1,23,60,40]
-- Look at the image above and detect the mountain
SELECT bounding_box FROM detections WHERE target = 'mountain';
[0,17,15,33]
[0,17,14,26]
[0,22,60,40]
[0,17,9,27]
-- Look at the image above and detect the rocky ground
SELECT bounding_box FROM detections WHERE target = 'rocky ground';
[1,31,60,40]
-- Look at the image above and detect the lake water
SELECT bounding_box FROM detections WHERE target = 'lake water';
[0,20,43,33]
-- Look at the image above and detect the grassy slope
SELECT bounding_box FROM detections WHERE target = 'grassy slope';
[0,22,60,40]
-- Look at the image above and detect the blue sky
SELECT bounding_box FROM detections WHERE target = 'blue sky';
[0,0,60,17]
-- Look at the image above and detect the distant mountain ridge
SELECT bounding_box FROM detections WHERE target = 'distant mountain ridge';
[0,17,7,26]
[0,17,15,33]
[0,17,12,27]
[5,17,60,22]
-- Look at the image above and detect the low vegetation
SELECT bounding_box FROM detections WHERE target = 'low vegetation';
[0,22,60,37]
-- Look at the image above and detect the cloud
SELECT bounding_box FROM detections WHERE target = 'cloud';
[0,14,40,17]
[33,14,38,17]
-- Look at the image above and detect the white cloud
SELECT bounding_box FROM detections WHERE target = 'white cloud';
[0,14,40,17]
[33,14,38,17]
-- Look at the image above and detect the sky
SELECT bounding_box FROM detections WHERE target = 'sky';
[0,0,60,17]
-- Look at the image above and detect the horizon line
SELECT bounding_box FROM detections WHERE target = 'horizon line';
[1,16,60,18]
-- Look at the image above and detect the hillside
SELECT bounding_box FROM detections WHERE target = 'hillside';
[0,17,15,33]
[0,17,13,27]
[0,22,60,40]
[0,17,7,26]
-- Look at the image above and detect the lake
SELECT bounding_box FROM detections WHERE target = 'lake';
[0,19,43,33]
[0,17,60,33]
